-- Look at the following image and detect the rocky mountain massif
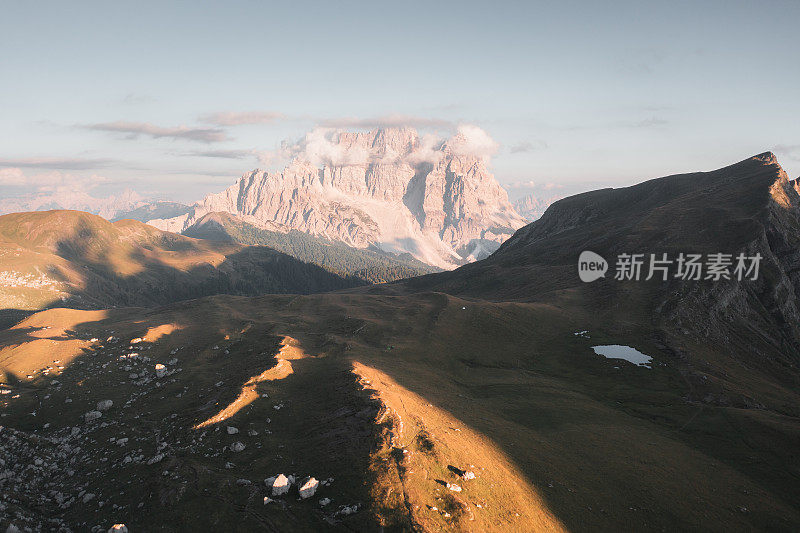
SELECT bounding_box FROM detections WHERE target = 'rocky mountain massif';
[148,127,527,269]
[404,152,800,357]
[1,154,798,532]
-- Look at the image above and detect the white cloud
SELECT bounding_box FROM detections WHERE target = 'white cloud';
[275,124,499,170]
[774,144,800,162]
[86,121,228,143]
[504,179,563,191]
[628,116,668,128]
[319,114,452,130]
[505,179,539,189]
[0,167,108,192]
[199,111,286,126]
[0,157,114,169]
[447,124,499,161]
[187,149,253,159]
[285,128,371,167]
[252,149,278,168]
[0,168,27,186]
[510,140,547,153]
[406,133,445,166]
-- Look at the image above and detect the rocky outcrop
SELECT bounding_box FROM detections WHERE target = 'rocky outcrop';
[149,127,526,269]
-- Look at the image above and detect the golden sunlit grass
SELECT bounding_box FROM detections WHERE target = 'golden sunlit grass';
[353,361,566,532]
[142,323,183,343]
[194,336,305,429]
[0,308,110,379]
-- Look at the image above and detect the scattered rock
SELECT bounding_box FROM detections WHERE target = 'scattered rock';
[319,497,331,506]
[271,474,290,496]
[84,411,102,422]
[299,477,319,499]
[230,441,245,452]
[338,504,359,516]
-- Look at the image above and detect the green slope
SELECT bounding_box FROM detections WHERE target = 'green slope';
[183,212,439,284]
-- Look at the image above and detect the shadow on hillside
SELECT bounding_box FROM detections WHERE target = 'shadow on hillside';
[42,218,366,310]
[0,309,37,330]
[277,291,800,532]
[0,305,390,531]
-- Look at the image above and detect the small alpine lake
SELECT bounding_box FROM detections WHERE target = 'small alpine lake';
[592,345,653,368]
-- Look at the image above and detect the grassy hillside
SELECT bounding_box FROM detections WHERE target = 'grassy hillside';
[0,210,361,311]
[1,292,797,531]
[183,212,438,284]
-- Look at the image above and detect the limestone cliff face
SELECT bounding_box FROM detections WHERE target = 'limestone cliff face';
[151,127,526,269]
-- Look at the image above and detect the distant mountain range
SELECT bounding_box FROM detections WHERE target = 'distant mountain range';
[0,128,565,270]
[0,189,145,220]
[512,193,561,221]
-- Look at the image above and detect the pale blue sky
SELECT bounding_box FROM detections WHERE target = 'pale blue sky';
[1,0,798,203]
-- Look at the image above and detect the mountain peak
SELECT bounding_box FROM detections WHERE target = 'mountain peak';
[151,127,526,268]
[751,151,779,165]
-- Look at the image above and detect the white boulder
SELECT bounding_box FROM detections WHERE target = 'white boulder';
[230,441,245,452]
[271,473,290,496]
[299,477,319,499]
[97,400,113,411]
[155,364,167,378]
